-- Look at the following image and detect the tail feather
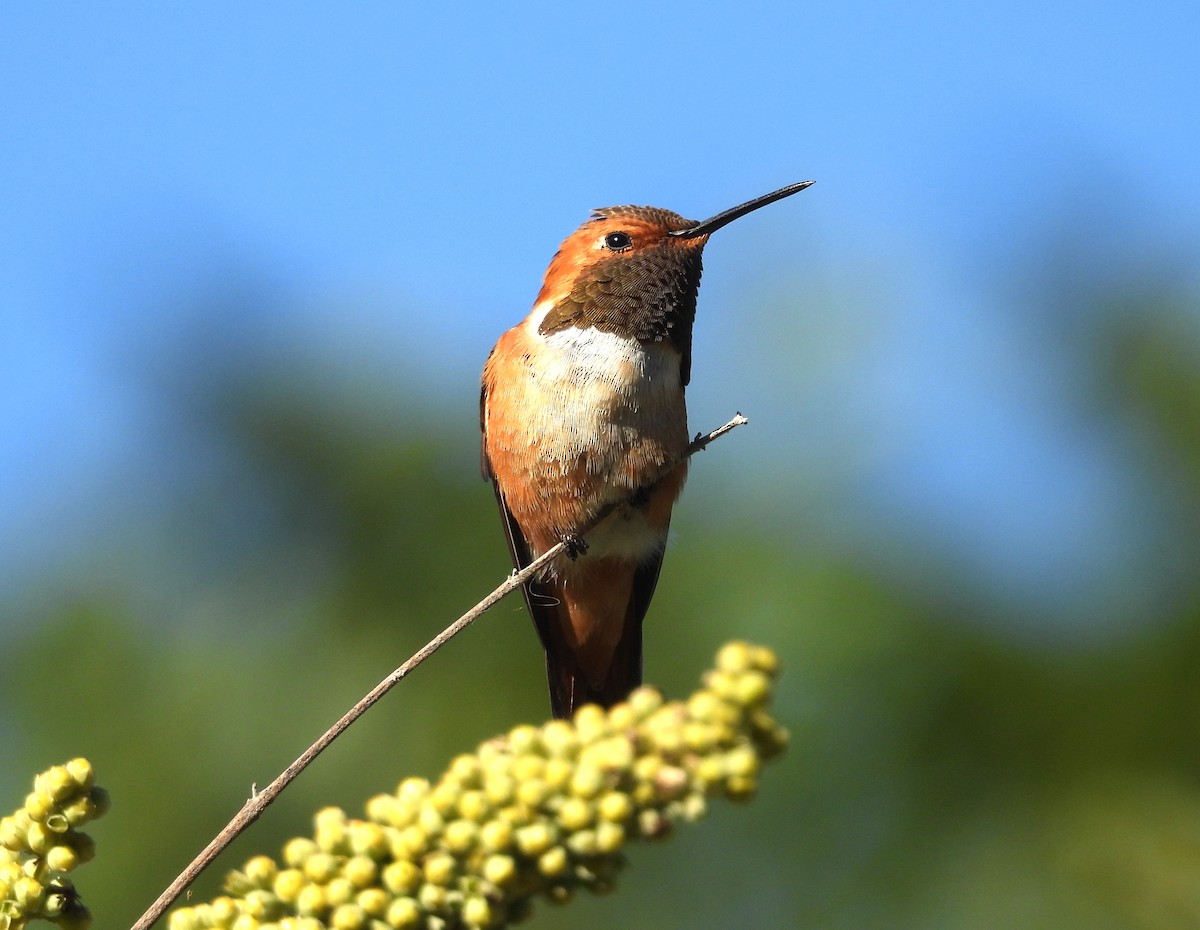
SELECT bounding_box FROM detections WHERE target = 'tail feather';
[545,620,642,719]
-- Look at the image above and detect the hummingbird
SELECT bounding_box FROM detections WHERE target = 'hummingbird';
[480,180,813,718]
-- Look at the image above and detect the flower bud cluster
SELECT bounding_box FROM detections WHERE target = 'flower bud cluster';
[170,641,785,930]
[0,758,108,930]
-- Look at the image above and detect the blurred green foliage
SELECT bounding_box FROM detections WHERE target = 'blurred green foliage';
[3,267,1200,930]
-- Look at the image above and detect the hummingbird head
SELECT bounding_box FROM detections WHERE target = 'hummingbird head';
[534,181,813,385]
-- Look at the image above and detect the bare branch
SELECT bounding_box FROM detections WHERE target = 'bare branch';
[129,412,748,930]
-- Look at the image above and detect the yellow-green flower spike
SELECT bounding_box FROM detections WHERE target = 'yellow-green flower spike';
[1,759,106,930]
[169,641,786,930]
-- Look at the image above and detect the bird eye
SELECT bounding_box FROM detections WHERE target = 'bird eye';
[603,231,632,251]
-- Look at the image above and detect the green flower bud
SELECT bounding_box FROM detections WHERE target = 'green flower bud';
[637,809,671,840]
[25,822,54,856]
[733,670,772,708]
[294,883,327,918]
[211,896,240,924]
[679,793,707,821]
[314,807,348,853]
[428,783,461,819]
[302,852,340,885]
[654,766,689,803]
[244,855,278,889]
[230,914,259,930]
[496,804,533,828]
[627,686,664,719]
[597,791,633,824]
[282,838,318,868]
[594,821,625,854]
[45,842,81,874]
[448,754,483,788]
[704,670,740,703]
[584,736,635,773]
[686,690,724,722]
[565,828,597,857]
[542,758,572,792]
[482,771,516,807]
[568,764,605,800]
[272,868,306,903]
[515,779,549,810]
[14,874,46,910]
[356,886,389,918]
[23,792,56,824]
[572,705,608,743]
[462,893,496,929]
[750,645,780,676]
[381,861,421,896]
[682,721,716,753]
[243,889,281,921]
[385,896,422,929]
[481,853,516,888]
[329,902,366,930]
[351,821,389,860]
[539,721,578,759]
[417,806,446,841]
[61,796,98,830]
[416,881,447,912]
[343,854,378,889]
[536,845,568,878]
[35,767,76,805]
[169,907,203,930]
[422,852,456,888]
[395,778,430,803]
[478,818,513,854]
[515,823,556,857]
[511,755,544,783]
[556,797,592,832]
[393,824,428,860]
[325,876,355,907]
[0,813,27,852]
[605,701,637,730]
[440,819,475,855]
[364,794,399,826]
[455,790,489,824]
[726,775,757,801]
[506,724,542,757]
[715,641,755,674]
[694,755,727,792]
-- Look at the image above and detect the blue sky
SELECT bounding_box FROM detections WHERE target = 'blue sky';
[3,3,1199,627]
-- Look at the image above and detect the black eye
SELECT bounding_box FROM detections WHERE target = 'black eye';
[603,231,632,251]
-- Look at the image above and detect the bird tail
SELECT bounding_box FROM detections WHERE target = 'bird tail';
[545,621,642,719]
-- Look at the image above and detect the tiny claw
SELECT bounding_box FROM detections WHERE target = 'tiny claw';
[561,533,589,560]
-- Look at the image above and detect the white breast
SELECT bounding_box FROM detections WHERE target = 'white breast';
[522,312,685,463]
[518,310,688,563]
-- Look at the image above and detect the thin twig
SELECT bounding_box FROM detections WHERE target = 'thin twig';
[129,412,748,930]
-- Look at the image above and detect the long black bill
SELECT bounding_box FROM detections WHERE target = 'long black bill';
[667,180,814,239]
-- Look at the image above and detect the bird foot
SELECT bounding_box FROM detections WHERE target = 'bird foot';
[560,533,589,560]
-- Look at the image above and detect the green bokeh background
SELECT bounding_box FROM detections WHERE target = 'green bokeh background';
[5,255,1200,929]
[4,5,1200,928]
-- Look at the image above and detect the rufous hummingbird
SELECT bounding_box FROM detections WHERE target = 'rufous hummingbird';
[481,180,813,718]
